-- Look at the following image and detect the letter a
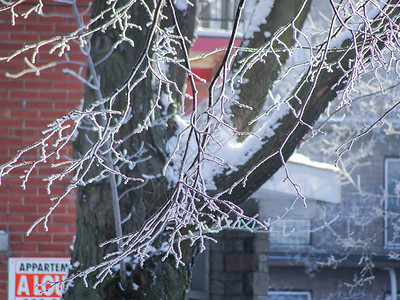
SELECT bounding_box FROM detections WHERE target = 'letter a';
[16,275,30,296]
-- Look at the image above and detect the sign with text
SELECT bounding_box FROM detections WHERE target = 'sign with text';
[8,257,70,300]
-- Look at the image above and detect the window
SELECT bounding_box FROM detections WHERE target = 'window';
[270,219,311,245]
[269,291,312,300]
[385,158,400,247]
[384,293,400,300]
[197,0,245,32]
[0,230,8,252]
[186,247,209,300]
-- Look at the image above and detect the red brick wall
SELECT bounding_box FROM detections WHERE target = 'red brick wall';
[0,1,90,298]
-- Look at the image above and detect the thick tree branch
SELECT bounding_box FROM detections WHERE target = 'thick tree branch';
[229,0,311,134]
[214,0,400,204]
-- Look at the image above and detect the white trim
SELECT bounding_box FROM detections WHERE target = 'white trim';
[385,267,398,300]
[196,27,243,38]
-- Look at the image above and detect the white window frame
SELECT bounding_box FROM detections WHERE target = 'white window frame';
[268,290,312,300]
[384,158,400,248]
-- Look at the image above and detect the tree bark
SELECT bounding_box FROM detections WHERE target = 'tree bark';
[230,0,311,134]
[66,1,197,299]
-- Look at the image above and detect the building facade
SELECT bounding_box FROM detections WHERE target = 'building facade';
[187,130,400,300]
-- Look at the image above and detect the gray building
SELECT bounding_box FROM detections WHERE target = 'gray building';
[187,130,400,299]
[267,130,400,299]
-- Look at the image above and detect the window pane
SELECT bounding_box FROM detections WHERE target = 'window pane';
[269,291,311,300]
[385,159,400,247]
[197,0,244,31]
[270,219,310,245]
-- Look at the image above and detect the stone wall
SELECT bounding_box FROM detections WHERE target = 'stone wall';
[209,230,269,300]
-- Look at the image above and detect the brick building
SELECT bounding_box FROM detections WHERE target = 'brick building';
[0,1,90,298]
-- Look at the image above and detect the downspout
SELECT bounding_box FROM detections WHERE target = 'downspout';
[385,267,397,300]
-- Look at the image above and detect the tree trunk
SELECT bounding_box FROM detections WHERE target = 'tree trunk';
[66,1,197,299]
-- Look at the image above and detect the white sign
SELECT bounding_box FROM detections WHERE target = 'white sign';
[8,257,70,300]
